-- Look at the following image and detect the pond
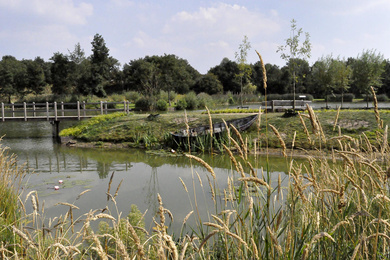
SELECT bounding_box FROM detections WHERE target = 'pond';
[0,120,295,234]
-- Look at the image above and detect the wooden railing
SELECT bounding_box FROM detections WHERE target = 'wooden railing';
[0,101,131,122]
[261,100,312,112]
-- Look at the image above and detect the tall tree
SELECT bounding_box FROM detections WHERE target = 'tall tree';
[311,55,334,108]
[50,52,75,95]
[192,73,223,95]
[351,49,385,107]
[277,19,311,110]
[209,58,240,93]
[235,35,252,107]
[22,59,45,95]
[331,58,351,108]
[0,56,26,102]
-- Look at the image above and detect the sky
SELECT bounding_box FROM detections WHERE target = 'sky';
[1,0,390,74]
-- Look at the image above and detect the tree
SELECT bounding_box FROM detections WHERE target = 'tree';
[0,56,27,102]
[311,56,334,108]
[330,58,351,108]
[192,73,223,95]
[50,52,75,95]
[209,58,240,93]
[22,59,45,95]
[351,49,385,107]
[277,19,311,110]
[235,35,252,107]
[68,43,85,65]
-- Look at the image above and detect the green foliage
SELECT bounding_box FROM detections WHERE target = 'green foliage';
[183,91,199,110]
[363,93,389,102]
[124,91,141,103]
[326,93,355,102]
[59,112,126,137]
[156,99,168,111]
[175,99,187,110]
[135,97,153,111]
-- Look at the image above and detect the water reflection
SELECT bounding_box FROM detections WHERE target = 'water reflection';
[0,120,302,233]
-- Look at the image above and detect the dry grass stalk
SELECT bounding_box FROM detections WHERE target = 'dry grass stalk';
[127,221,146,260]
[183,211,193,226]
[222,144,240,174]
[185,154,216,179]
[198,230,219,251]
[306,104,319,134]
[206,107,213,138]
[196,171,203,187]
[206,175,216,203]
[107,171,115,201]
[12,225,37,250]
[229,136,245,160]
[255,50,267,89]
[267,226,283,255]
[230,124,247,157]
[179,177,188,193]
[381,125,388,155]
[76,189,91,200]
[113,179,123,199]
[163,234,179,260]
[251,238,259,260]
[55,202,79,210]
[238,176,271,191]
[333,106,341,131]
[371,86,381,129]
[269,124,287,157]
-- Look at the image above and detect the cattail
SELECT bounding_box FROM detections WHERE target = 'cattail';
[269,124,287,157]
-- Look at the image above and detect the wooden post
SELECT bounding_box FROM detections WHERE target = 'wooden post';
[46,102,50,121]
[54,101,58,121]
[126,101,130,114]
[77,101,80,120]
[11,103,14,118]
[123,101,126,113]
[61,102,64,117]
[33,102,36,117]
[1,103,4,121]
[271,100,275,112]
[104,102,108,114]
[23,102,27,121]
[83,101,86,117]
[100,101,103,115]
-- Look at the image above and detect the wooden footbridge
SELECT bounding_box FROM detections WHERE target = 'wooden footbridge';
[0,101,131,138]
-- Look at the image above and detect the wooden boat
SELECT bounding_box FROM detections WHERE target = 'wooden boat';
[171,114,258,144]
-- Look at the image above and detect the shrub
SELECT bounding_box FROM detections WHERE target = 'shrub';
[156,99,168,111]
[124,91,141,103]
[327,93,355,102]
[363,93,389,102]
[175,99,187,110]
[184,92,199,110]
[135,97,153,111]
[197,93,215,109]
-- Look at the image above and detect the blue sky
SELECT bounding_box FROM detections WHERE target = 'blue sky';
[1,0,389,73]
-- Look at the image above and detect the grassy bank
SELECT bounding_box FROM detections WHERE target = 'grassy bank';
[60,108,389,153]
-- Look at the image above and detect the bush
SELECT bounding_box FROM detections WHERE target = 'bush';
[135,97,153,111]
[184,92,199,110]
[124,91,141,103]
[175,99,187,110]
[156,99,168,111]
[363,93,389,102]
[197,93,215,109]
[326,93,355,102]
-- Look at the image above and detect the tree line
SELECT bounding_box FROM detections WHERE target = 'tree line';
[0,33,389,104]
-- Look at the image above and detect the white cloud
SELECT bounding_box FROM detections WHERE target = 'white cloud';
[0,0,93,25]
